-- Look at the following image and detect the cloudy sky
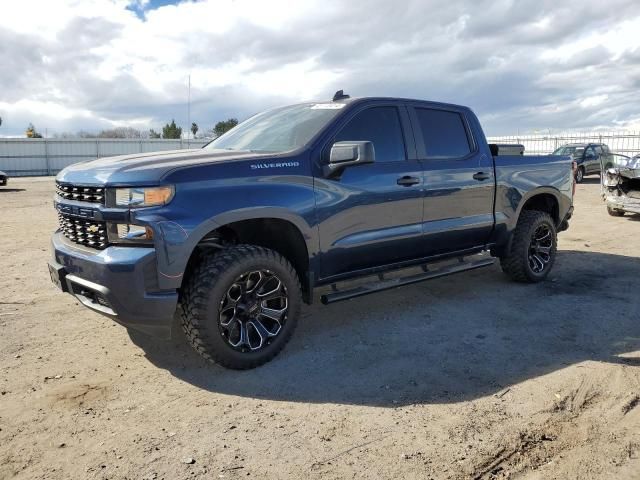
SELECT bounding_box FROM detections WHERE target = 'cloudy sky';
[1,0,639,137]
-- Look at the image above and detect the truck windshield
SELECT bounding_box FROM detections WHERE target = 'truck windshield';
[205,103,345,153]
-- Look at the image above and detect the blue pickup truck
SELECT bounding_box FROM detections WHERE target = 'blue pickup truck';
[49,92,574,369]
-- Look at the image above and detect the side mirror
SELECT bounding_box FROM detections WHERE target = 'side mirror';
[323,141,375,178]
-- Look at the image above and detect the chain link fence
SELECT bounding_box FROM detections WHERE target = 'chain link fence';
[487,132,640,157]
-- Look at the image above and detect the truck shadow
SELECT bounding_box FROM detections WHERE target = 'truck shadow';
[130,250,640,407]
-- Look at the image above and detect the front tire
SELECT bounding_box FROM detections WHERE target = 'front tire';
[180,245,302,369]
[607,206,625,217]
[500,210,557,283]
[575,166,585,183]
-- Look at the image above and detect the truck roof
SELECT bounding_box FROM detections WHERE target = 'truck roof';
[319,95,473,113]
[562,142,606,147]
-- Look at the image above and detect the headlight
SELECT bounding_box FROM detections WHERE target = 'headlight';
[107,223,154,245]
[114,186,174,208]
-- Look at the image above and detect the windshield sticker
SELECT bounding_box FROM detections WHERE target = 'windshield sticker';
[310,103,346,110]
[251,161,300,170]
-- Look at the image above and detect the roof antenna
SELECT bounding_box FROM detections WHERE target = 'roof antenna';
[332,89,350,101]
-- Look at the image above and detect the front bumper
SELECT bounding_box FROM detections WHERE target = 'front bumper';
[49,231,178,339]
[606,195,640,214]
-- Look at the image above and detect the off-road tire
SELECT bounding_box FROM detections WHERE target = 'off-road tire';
[607,206,625,217]
[575,166,585,183]
[180,245,302,369]
[500,210,557,283]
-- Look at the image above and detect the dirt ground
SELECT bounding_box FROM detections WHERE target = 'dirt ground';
[0,176,639,480]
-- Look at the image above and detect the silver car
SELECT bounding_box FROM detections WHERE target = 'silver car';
[601,154,640,216]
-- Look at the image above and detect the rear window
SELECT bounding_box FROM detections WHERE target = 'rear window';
[415,108,472,159]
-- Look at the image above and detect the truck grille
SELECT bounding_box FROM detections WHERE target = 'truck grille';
[58,212,108,249]
[56,183,105,204]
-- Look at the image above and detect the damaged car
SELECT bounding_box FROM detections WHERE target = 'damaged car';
[601,154,640,216]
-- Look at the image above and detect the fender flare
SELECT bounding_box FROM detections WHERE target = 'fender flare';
[156,207,318,290]
[512,186,563,229]
[496,186,563,259]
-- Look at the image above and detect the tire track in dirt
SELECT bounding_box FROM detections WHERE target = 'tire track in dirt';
[467,375,639,479]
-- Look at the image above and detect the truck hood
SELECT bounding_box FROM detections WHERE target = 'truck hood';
[56,148,275,185]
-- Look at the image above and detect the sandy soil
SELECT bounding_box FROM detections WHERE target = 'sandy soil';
[0,176,639,480]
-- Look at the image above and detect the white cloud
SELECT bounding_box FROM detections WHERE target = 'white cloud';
[0,0,639,137]
[580,95,609,108]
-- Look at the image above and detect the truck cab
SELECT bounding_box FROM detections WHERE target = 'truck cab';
[49,93,574,369]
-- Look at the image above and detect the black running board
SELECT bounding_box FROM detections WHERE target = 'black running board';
[320,257,495,305]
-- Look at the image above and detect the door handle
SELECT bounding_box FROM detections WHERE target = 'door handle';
[472,172,491,181]
[397,176,420,187]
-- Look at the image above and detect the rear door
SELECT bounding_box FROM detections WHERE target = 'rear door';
[315,104,425,279]
[408,105,495,255]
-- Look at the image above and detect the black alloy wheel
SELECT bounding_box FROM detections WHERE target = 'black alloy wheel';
[218,270,289,352]
[528,224,553,274]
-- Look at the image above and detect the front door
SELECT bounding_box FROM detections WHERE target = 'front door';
[408,105,495,256]
[315,105,424,280]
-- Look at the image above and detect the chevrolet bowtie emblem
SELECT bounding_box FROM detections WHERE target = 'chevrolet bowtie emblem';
[87,225,99,233]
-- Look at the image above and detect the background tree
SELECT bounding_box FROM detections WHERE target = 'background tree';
[213,118,238,137]
[191,122,199,138]
[25,123,43,138]
[97,127,142,138]
[53,132,77,139]
[162,119,182,139]
[149,129,161,139]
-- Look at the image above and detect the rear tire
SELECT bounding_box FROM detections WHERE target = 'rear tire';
[575,166,585,183]
[180,245,302,370]
[607,206,625,217]
[500,210,557,283]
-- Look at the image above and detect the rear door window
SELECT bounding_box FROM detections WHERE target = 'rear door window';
[414,108,472,159]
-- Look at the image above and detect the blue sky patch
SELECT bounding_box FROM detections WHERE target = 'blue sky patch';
[126,0,182,19]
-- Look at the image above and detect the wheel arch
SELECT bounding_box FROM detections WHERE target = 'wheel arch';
[493,187,562,258]
[182,209,316,303]
[517,189,561,225]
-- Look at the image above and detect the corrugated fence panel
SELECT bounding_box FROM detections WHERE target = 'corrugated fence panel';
[0,139,208,177]
[49,156,98,172]
[99,140,144,156]
[141,140,185,152]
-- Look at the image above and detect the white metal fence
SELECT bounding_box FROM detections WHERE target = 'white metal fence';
[0,138,209,177]
[487,131,640,157]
